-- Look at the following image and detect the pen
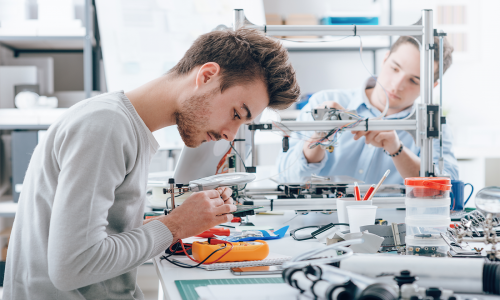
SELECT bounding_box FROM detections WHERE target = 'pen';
[367,169,391,201]
[363,184,375,201]
[354,182,361,201]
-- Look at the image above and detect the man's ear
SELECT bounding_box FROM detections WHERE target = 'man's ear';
[195,62,221,89]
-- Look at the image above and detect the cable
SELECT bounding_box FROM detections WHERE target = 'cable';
[165,193,185,209]
[357,36,389,120]
[271,35,353,44]
[160,240,234,268]
[229,142,248,191]
[283,238,364,269]
[229,142,246,170]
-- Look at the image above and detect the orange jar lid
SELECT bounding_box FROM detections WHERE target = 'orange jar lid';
[404,177,452,191]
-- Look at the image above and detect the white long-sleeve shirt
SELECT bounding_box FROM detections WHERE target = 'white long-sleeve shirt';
[4,91,173,299]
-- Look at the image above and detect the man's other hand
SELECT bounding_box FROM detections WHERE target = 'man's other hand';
[159,189,236,241]
[351,130,400,155]
[303,101,345,163]
[216,187,234,205]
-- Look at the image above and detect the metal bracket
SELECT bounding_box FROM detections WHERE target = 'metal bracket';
[426,44,437,50]
[248,124,272,130]
[426,105,440,138]
[434,29,447,37]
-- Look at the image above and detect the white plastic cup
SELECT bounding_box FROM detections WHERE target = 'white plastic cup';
[337,199,373,231]
[346,205,378,233]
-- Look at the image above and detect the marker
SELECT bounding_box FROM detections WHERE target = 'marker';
[354,182,361,201]
[363,184,375,201]
[367,169,391,201]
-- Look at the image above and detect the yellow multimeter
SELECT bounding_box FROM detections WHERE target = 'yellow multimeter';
[191,240,269,264]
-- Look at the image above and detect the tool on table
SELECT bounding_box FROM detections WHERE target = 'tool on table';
[196,228,230,238]
[290,223,348,241]
[362,184,375,200]
[156,173,256,214]
[230,265,283,275]
[192,240,269,264]
[217,225,289,242]
[354,182,361,201]
[367,169,390,200]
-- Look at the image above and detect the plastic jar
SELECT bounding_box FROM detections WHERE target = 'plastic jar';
[404,177,452,257]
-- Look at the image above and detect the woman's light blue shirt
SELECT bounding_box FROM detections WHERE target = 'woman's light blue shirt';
[277,79,459,184]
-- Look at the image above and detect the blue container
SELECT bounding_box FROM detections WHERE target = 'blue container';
[320,16,379,26]
[450,180,473,211]
[296,94,313,110]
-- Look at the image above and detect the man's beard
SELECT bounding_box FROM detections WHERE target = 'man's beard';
[175,89,221,148]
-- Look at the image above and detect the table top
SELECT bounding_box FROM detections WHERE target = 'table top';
[153,209,406,300]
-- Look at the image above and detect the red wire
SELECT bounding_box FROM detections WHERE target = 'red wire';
[179,240,234,265]
[272,121,290,137]
[170,242,191,254]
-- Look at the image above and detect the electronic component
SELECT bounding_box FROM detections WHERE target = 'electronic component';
[336,254,500,295]
[192,240,269,264]
[283,264,399,300]
[406,245,446,257]
[232,205,263,218]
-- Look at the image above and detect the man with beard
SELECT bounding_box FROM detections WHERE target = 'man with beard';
[3,28,300,299]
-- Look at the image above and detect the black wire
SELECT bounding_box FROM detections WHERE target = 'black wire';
[165,193,184,210]
[160,242,230,268]
[229,142,246,169]
[229,143,248,191]
[290,223,350,241]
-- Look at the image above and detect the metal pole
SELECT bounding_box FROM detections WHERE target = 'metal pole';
[419,9,434,177]
[266,119,417,132]
[234,125,246,173]
[265,25,422,37]
[84,0,92,98]
[234,9,245,30]
[250,128,257,167]
[438,32,444,174]
[389,0,393,45]
[234,9,422,37]
[372,50,377,75]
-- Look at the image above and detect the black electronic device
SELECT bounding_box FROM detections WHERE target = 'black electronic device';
[232,205,263,218]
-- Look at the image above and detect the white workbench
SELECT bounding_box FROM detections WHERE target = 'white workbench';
[153,209,406,300]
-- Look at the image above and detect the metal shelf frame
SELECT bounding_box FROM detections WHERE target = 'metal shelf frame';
[235,8,442,178]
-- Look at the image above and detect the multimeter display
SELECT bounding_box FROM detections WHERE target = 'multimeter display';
[192,240,269,263]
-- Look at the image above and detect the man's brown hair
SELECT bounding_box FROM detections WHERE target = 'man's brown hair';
[389,36,454,81]
[168,28,300,110]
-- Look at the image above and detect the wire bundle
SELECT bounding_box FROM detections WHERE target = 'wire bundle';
[308,110,366,149]
[161,239,234,269]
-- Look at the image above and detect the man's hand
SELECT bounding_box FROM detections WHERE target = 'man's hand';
[352,130,400,155]
[303,101,345,163]
[159,189,236,241]
[216,187,234,205]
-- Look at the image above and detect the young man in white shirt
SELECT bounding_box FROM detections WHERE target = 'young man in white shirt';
[278,36,458,184]
[4,28,300,299]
